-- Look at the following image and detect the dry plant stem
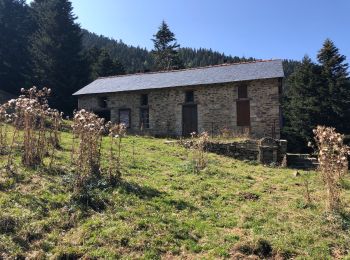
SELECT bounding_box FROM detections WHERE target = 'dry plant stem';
[0,123,8,154]
[0,104,8,152]
[304,179,312,205]
[107,123,126,182]
[313,126,350,212]
[72,109,105,191]
[71,134,76,165]
[109,134,115,180]
[49,133,56,169]
[132,140,135,165]
[2,87,62,169]
[191,132,209,173]
[6,127,19,169]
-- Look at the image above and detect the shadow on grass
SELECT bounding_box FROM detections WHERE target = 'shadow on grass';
[118,180,163,200]
[162,198,197,211]
[340,178,350,190]
[41,165,70,176]
[339,211,350,230]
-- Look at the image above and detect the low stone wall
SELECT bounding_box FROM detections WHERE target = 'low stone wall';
[206,140,259,161]
[205,138,287,165]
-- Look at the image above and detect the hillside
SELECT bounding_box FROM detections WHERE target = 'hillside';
[82,30,255,74]
[1,128,350,259]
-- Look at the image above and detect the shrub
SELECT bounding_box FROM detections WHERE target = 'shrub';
[106,122,126,184]
[313,126,350,211]
[71,109,105,191]
[220,127,232,139]
[190,132,209,172]
[2,87,61,168]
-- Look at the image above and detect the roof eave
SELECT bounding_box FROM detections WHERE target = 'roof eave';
[73,75,284,96]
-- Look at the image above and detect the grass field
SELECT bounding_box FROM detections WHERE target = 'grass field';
[0,130,350,259]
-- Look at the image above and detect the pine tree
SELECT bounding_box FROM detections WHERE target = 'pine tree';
[0,0,33,94]
[93,49,125,78]
[283,40,350,152]
[282,56,323,152]
[317,39,350,133]
[29,0,88,113]
[151,21,183,71]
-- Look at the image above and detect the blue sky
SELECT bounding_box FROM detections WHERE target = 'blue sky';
[28,0,350,62]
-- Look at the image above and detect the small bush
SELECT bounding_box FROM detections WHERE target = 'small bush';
[71,109,105,192]
[313,126,350,212]
[190,132,209,172]
[106,122,126,184]
[219,126,250,140]
[1,87,62,168]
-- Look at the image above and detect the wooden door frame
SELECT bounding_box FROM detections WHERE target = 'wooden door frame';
[236,100,251,127]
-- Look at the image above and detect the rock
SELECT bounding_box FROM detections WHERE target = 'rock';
[293,171,301,177]
[164,140,176,145]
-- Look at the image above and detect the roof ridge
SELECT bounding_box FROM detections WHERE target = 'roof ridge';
[97,59,282,80]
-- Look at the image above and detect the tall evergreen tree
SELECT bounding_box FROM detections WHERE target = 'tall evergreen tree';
[317,39,350,133]
[0,0,33,94]
[93,49,125,78]
[84,48,125,80]
[29,0,88,113]
[282,40,350,152]
[151,21,183,71]
[282,56,323,152]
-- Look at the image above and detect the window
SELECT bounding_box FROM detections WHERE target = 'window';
[237,100,250,126]
[98,97,108,108]
[119,109,131,128]
[141,94,148,106]
[238,85,248,99]
[185,91,194,103]
[94,110,111,122]
[140,108,149,129]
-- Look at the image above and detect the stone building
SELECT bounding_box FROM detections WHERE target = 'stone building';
[74,60,284,138]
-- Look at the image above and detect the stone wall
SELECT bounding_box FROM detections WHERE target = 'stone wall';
[78,78,281,138]
[206,138,287,165]
[206,140,259,161]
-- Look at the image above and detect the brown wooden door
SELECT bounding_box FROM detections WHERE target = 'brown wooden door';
[236,100,250,126]
[182,105,198,136]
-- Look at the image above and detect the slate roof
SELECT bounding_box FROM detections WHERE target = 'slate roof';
[73,59,284,96]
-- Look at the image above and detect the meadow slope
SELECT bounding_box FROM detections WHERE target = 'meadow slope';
[0,131,350,259]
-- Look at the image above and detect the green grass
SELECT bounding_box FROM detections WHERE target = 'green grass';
[0,129,350,259]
